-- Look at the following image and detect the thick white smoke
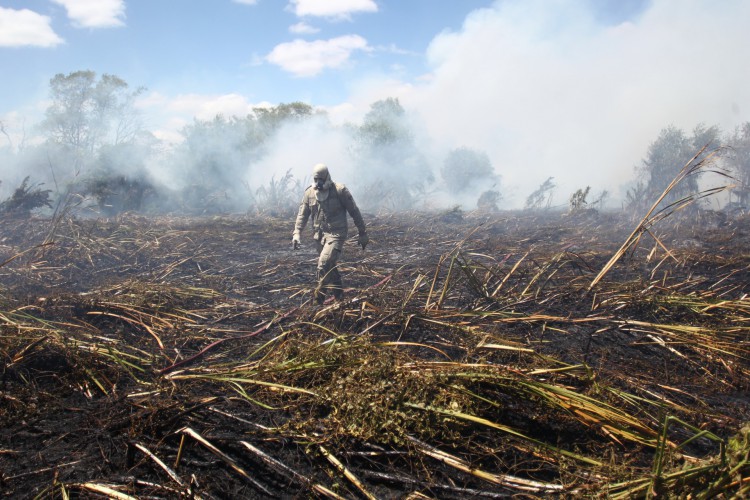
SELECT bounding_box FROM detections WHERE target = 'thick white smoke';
[2,0,749,214]
[355,0,750,208]
[249,116,352,194]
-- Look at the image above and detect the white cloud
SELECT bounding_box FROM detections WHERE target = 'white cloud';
[0,7,63,47]
[154,92,256,121]
[289,22,319,35]
[180,93,258,120]
[51,0,125,28]
[288,0,377,20]
[266,35,370,77]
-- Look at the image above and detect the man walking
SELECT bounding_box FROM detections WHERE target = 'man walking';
[292,163,368,304]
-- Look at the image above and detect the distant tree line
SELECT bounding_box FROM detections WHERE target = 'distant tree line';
[0,71,503,215]
[1,70,749,217]
[625,123,750,214]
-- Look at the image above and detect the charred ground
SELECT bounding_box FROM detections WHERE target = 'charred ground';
[1,209,748,498]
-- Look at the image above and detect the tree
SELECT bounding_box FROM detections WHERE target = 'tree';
[172,102,319,214]
[249,101,325,161]
[636,124,720,208]
[441,147,496,195]
[40,70,147,198]
[640,126,692,198]
[254,102,316,130]
[477,189,501,212]
[350,98,432,210]
[172,115,255,213]
[357,98,409,149]
[82,132,160,215]
[726,122,750,206]
[42,71,144,159]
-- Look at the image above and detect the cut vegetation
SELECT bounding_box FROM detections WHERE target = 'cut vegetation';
[0,208,748,498]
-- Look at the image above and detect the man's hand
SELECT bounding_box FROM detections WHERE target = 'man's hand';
[292,233,301,250]
[358,233,369,250]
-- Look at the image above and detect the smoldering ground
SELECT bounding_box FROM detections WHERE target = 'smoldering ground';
[0,208,749,498]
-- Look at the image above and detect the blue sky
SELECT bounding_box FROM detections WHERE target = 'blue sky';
[2,0,647,118]
[1,0,749,207]
[3,1,512,110]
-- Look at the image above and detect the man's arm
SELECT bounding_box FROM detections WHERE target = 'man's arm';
[292,190,312,246]
[339,186,368,248]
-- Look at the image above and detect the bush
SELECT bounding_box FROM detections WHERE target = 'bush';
[441,147,495,195]
[0,177,52,215]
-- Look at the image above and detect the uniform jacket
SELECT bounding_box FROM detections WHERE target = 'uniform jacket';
[294,182,366,247]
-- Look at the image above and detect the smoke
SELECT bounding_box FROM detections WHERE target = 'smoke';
[2,0,749,215]
[354,0,750,208]
[250,116,351,190]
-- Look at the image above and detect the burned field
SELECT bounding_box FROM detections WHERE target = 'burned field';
[0,209,748,498]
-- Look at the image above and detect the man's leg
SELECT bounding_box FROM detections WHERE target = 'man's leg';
[314,240,325,304]
[316,241,342,303]
[328,263,343,300]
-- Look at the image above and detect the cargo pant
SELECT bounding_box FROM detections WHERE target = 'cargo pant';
[314,235,343,304]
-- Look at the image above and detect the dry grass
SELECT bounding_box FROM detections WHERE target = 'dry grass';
[0,208,748,498]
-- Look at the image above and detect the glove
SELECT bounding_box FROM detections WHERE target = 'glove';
[292,233,301,249]
[358,233,369,250]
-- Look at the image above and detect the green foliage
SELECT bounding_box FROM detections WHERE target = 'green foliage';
[178,115,257,190]
[252,101,320,145]
[357,98,408,149]
[175,103,322,213]
[477,189,501,212]
[254,102,316,131]
[633,123,721,211]
[42,71,144,157]
[350,98,433,210]
[726,122,750,205]
[441,147,496,195]
[641,126,693,197]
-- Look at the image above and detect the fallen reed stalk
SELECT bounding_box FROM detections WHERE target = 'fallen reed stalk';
[1,210,747,498]
[589,146,732,290]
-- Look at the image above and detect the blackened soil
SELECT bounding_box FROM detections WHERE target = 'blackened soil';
[1,209,749,498]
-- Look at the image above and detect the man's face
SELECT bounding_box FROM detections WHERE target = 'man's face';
[314,175,326,190]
